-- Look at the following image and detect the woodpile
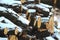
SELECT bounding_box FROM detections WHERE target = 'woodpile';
[0,0,59,40]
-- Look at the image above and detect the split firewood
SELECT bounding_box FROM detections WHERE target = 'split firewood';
[48,15,54,34]
[15,27,19,35]
[4,27,8,35]
[37,16,41,29]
